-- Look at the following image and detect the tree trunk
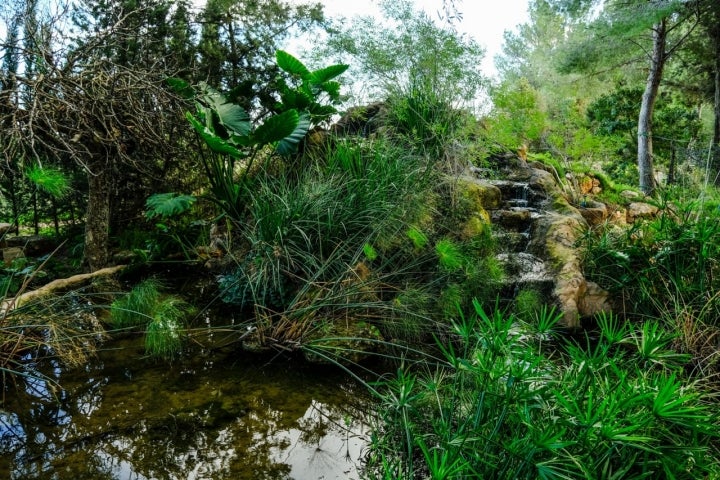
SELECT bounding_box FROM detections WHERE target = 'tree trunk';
[84,165,112,272]
[637,18,667,196]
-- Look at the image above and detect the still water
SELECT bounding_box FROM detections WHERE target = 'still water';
[0,337,373,479]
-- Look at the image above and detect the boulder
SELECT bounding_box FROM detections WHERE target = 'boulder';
[626,202,659,223]
[455,175,503,211]
[578,201,608,227]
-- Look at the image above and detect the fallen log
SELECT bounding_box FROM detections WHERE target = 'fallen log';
[1,265,126,317]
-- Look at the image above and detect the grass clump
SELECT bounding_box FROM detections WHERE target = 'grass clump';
[109,279,190,359]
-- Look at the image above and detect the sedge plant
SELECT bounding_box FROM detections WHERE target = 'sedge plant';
[109,279,191,359]
[363,300,720,479]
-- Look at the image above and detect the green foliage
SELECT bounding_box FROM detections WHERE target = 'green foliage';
[385,84,472,157]
[110,279,163,329]
[109,279,190,359]
[218,138,432,309]
[274,50,348,128]
[435,238,464,271]
[363,243,378,261]
[25,165,70,198]
[514,287,544,322]
[144,297,187,359]
[320,0,484,101]
[406,227,428,250]
[167,51,347,223]
[364,302,720,479]
[580,192,720,316]
[145,193,197,220]
[579,191,720,376]
[485,79,548,149]
[318,0,484,158]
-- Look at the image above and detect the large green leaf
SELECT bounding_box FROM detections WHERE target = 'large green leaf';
[280,89,313,111]
[187,113,242,158]
[319,81,342,99]
[308,104,338,120]
[309,64,349,84]
[166,77,195,99]
[198,84,251,136]
[276,50,310,78]
[214,101,250,136]
[252,110,300,145]
[276,114,311,156]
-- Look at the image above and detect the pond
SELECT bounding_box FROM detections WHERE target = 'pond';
[0,336,374,479]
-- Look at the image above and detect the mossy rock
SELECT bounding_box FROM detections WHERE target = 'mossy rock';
[460,211,491,240]
[455,176,502,213]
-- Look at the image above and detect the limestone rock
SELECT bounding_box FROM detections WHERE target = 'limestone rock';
[537,215,613,328]
[578,175,594,194]
[626,202,659,223]
[578,201,608,227]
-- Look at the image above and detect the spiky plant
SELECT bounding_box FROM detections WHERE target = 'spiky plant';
[363,302,720,479]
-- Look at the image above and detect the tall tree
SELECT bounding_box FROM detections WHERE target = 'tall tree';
[552,0,700,195]
[196,0,325,117]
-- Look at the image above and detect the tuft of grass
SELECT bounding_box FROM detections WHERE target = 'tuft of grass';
[109,279,190,359]
[435,239,464,271]
[110,279,162,329]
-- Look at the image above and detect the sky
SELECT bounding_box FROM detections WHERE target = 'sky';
[313,0,531,79]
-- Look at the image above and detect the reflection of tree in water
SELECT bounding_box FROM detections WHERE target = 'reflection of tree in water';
[0,342,371,479]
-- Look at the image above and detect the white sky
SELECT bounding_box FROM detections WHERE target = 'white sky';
[315,0,530,79]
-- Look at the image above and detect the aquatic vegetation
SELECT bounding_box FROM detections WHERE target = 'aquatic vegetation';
[109,279,190,359]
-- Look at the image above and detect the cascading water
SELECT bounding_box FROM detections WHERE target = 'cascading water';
[482,177,555,298]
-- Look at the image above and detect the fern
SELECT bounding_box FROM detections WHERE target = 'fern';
[145,193,196,220]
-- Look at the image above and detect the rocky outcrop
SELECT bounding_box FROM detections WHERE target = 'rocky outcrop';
[471,163,612,329]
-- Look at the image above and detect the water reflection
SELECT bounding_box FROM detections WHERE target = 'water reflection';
[0,338,372,479]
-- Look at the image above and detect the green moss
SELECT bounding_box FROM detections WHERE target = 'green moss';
[460,212,490,240]
[455,177,502,213]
